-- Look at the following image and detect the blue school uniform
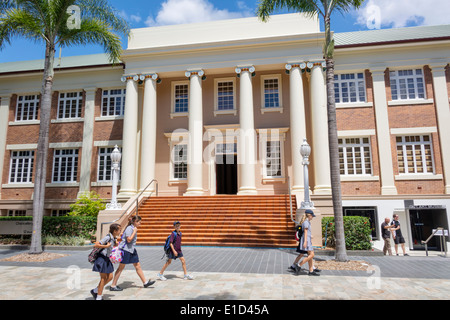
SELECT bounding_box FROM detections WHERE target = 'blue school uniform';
[119,225,140,264]
[92,233,115,274]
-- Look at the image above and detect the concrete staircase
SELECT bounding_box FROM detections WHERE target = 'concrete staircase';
[136,194,297,248]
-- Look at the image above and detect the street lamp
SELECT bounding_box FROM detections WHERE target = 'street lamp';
[299,138,314,210]
[106,145,122,210]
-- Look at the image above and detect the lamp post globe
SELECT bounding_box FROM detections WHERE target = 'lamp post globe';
[106,145,122,210]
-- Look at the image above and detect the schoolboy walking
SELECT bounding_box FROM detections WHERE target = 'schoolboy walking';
[90,223,121,300]
[157,221,194,280]
[110,215,155,290]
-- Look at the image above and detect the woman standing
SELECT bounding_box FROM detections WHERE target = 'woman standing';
[90,223,121,300]
[298,209,320,276]
[110,216,155,290]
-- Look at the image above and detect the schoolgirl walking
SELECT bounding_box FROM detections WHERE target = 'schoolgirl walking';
[90,223,121,300]
[110,215,155,290]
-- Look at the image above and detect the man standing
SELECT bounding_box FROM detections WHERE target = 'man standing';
[391,214,409,256]
[381,217,394,255]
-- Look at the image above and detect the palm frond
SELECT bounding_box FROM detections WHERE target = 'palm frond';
[257,0,322,21]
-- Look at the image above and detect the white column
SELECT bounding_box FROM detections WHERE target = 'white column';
[286,63,307,194]
[184,70,204,195]
[117,75,139,199]
[139,74,159,194]
[0,94,11,199]
[429,63,450,194]
[370,68,397,195]
[308,61,331,195]
[236,66,257,195]
[78,87,97,197]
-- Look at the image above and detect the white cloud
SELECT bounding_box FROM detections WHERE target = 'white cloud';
[145,0,253,27]
[356,0,450,29]
[118,10,142,24]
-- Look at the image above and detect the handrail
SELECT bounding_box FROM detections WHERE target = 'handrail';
[288,176,298,225]
[99,179,158,237]
[421,227,447,257]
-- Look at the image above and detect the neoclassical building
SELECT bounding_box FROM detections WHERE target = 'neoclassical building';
[0,14,449,251]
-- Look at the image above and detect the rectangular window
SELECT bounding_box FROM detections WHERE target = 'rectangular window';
[396,135,434,174]
[7,210,27,217]
[217,81,234,111]
[262,77,281,108]
[51,210,70,217]
[338,137,372,175]
[174,83,189,113]
[16,95,39,121]
[173,144,187,179]
[52,149,79,182]
[98,147,122,182]
[58,91,83,119]
[265,140,282,178]
[102,89,126,116]
[9,150,34,183]
[390,69,426,101]
[334,73,366,104]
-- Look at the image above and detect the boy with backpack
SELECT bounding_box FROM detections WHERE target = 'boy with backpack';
[157,221,194,281]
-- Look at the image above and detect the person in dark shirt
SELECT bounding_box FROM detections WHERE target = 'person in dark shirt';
[391,214,409,256]
[157,221,194,281]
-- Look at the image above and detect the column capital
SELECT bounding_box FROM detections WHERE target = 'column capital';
[285,62,307,74]
[140,73,161,83]
[185,69,205,78]
[428,63,449,75]
[121,74,139,82]
[235,66,255,74]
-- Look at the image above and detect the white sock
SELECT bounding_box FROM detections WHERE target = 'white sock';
[96,295,102,300]
[93,287,98,293]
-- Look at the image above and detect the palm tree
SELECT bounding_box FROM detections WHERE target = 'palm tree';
[0,0,130,254]
[257,0,365,262]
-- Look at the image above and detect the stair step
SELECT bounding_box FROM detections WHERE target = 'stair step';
[134,194,297,248]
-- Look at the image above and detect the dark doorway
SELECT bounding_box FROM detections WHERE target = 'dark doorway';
[216,154,237,194]
[409,209,448,250]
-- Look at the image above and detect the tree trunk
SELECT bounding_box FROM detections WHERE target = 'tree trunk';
[324,15,348,262]
[29,43,55,254]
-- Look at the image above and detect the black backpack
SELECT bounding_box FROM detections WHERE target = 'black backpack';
[294,224,304,242]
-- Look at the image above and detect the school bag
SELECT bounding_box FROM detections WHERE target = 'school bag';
[88,233,112,264]
[294,224,304,242]
[161,231,180,259]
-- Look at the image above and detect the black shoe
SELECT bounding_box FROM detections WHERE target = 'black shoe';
[144,280,156,288]
[308,270,320,276]
[314,268,321,272]
[90,289,97,299]
[110,286,123,291]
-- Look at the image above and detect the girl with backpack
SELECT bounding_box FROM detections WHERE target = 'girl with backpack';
[297,209,320,276]
[110,215,155,291]
[90,223,121,300]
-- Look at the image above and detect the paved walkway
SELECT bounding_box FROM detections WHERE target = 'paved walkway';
[0,246,449,303]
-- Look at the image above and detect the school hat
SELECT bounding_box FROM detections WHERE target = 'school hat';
[305,209,316,217]
[173,221,181,226]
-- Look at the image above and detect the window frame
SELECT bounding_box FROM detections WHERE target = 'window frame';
[389,68,426,101]
[57,91,83,119]
[338,137,373,176]
[171,143,188,180]
[214,78,236,116]
[15,94,39,122]
[52,148,79,183]
[260,74,283,113]
[97,147,122,182]
[9,150,34,184]
[396,135,435,175]
[171,81,189,118]
[334,72,367,104]
[101,88,126,117]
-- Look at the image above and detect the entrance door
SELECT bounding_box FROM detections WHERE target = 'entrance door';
[215,143,237,194]
[409,209,448,250]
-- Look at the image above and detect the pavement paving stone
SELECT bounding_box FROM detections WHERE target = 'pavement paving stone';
[1,246,450,302]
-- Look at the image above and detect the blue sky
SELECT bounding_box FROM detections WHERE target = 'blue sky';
[1,0,450,63]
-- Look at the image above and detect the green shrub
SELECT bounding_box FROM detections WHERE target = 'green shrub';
[42,235,87,246]
[68,191,106,217]
[322,216,372,250]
